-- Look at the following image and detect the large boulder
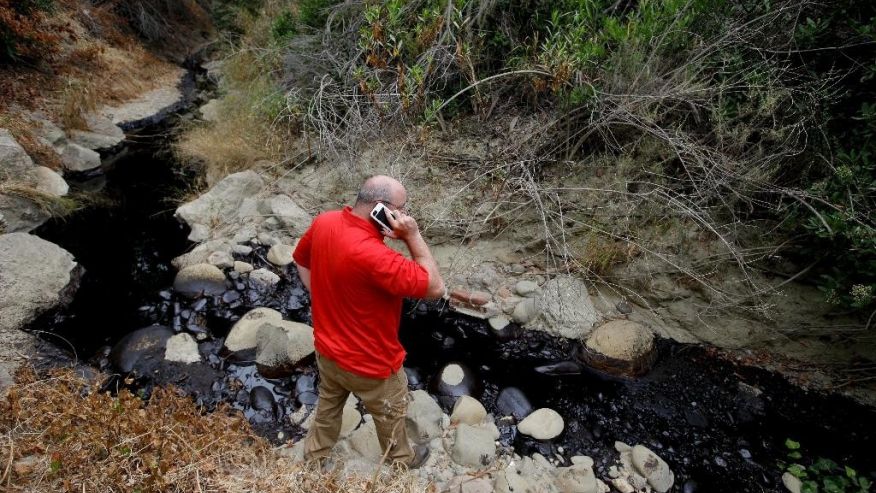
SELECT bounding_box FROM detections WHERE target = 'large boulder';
[173,263,227,298]
[450,395,487,426]
[68,113,125,151]
[349,416,382,462]
[254,321,315,378]
[538,276,601,339]
[175,171,265,242]
[0,129,35,175]
[0,194,52,232]
[268,194,312,234]
[450,423,496,467]
[0,233,79,333]
[406,389,444,443]
[224,307,284,353]
[578,320,656,377]
[60,142,101,172]
[0,233,79,389]
[109,325,174,374]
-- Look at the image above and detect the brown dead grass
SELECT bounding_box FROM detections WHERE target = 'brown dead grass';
[0,113,64,171]
[1,367,429,493]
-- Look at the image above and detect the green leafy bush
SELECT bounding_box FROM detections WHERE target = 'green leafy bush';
[270,9,296,41]
[782,439,873,493]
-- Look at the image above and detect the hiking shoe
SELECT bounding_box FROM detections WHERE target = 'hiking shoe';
[408,444,431,469]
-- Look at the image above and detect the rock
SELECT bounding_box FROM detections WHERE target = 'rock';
[450,395,487,426]
[60,143,102,172]
[68,113,125,151]
[171,240,233,270]
[207,251,235,269]
[517,408,564,440]
[267,244,294,266]
[494,464,537,493]
[450,423,496,467]
[173,263,227,298]
[175,171,265,237]
[0,194,51,232]
[512,298,540,325]
[249,386,275,412]
[630,445,674,493]
[349,416,382,462]
[33,117,66,147]
[103,69,186,129]
[188,223,210,242]
[432,362,479,408]
[538,276,601,339]
[555,461,599,493]
[32,166,68,196]
[224,307,283,352]
[611,478,635,493]
[232,244,253,256]
[199,99,221,122]
[782,472,802,493]
[578,320,656,377]
[257,232,278,246]
[496,387,533,421]
[406,389,444,443]
[514,280,540,296]
[234,261,254,273]
[449,477,493,493]
[249,268,280,287]
[0,233,79,334]
[202,60,224,83]
[0,129,34,173]
[254,321,315,378]
[164,333,201,363]
[488,315,510,331]
[110,325,174,373]
[269,194,311,233]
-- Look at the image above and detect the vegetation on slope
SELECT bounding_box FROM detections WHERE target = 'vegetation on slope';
[181,0,875,318]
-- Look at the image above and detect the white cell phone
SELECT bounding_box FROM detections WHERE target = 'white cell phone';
[370,202,395,231]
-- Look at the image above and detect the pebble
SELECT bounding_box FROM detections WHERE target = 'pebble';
[714,456,727,467]
[739,449,751,460]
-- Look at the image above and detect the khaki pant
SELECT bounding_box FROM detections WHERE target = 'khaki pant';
[304,352,414,465]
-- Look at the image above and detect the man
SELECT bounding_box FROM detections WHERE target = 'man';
[292,175,446,469]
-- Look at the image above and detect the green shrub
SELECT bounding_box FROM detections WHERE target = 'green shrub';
[782,439,873,493]
[270,9,296,41]
[298,0,338,29]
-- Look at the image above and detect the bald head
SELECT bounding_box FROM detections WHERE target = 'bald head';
[355,175,407,208]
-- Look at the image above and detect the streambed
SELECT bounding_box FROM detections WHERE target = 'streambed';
[29,127,876,493]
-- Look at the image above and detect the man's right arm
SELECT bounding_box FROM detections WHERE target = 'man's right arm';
[385,211,445,300]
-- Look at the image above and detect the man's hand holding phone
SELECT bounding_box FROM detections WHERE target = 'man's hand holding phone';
[370,202,420,241]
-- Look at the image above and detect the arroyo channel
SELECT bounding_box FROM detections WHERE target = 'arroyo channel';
[27,98,876,493]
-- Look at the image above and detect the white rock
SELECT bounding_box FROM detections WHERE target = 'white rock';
[0,129,35,173]
[406,389,444,443]
[585,320,654,361]
[68,113,125,151]
[164,333,201,363]
[494,465,536,493]
[631,445,674,493]
[442,363,465,385]
[450,423,496,467]
[207,250,235,269]
[538,276,601,339]
[32,166,68,196]
[175,171,264,234]
[514,280,540,296]
[224,307,283,352]
[234,261,254,274]
[267,244,294,266]
[188,223,210,242]
[450,395,487,426]
[349,416,382,462]
[610,478,634,493]
[199,99,221,122]
[254,321,314,372]
[512,298,540,325]
[173,263,227,297]
[171,240,233,270]
[232,244,253,256]
[249,268,280,287]
[60,142,102,172]
[782,472,802,493]
[269,194,312,234]
[517,408,564,440]
[488,315,510,331]
[555,462,599,493]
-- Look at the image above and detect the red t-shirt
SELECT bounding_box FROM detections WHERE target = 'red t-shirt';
[292,206,429,378]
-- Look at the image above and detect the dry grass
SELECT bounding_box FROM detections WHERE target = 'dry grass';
[0,182,76,216]
[0,113,64,171]
[1,367,429,493]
